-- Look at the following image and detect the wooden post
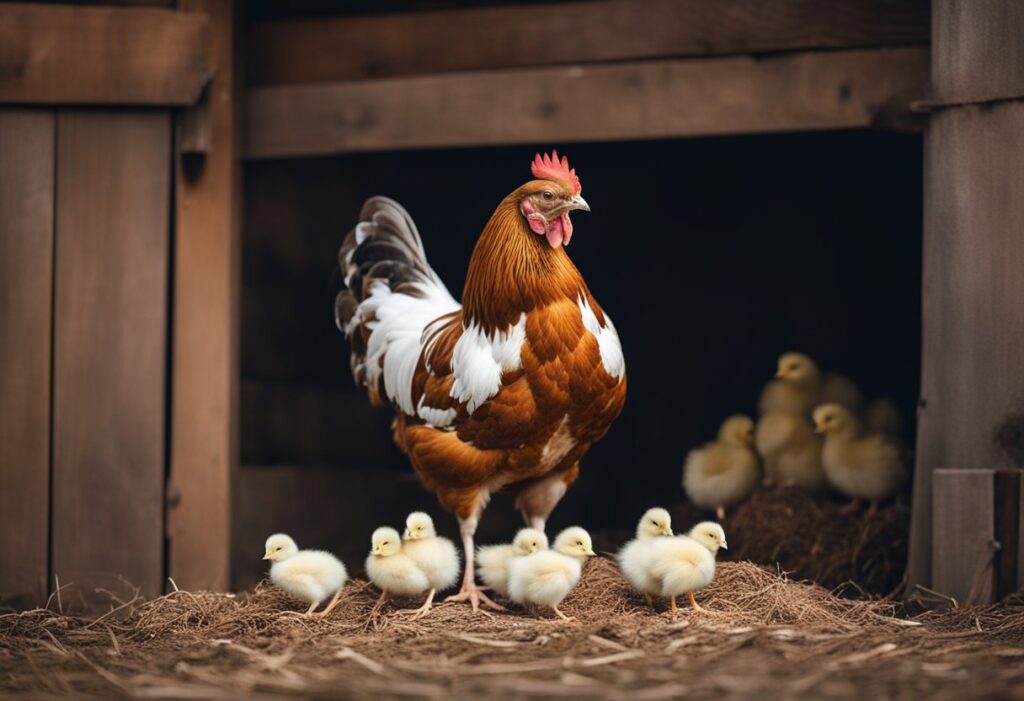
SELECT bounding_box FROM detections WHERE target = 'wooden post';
[907,0,1024,603]
[167,0,240,592]
[0,110,55,609]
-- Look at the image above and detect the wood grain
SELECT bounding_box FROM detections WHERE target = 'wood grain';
[0,3,207,105]
[51,110,170,608]
[993,470,1020,600]
[0,110,55,609]
[167,0,240,592]
[932,470,995,605]
[908,101,1024,601]
[247,0,929,86]
[932,0,1024,105]
[245,46,928,158]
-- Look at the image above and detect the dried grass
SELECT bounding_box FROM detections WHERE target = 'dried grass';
[2,558,1022,700]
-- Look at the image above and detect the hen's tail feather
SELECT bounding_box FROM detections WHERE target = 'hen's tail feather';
[335,197,459,411]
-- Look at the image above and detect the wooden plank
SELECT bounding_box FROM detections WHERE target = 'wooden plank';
[932,0,1024,105]
[932,470,995,605]
[52,110,170,609]
[907,100,1024,600]
[0,110,54,609]
[247,0,929,86]
[0,3,208,105]
[167,0,240,592]
[994,470,1020,600]
[245,46,928,159]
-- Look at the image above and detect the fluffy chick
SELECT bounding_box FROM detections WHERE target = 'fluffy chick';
[617,508,674,608]
[365,526,431,614]
[683,416,760,519]
[264,533,348,617]
[756,412,826,490]
[760,352,864,416]
[648,522,727,613]
[814,403,906,517]
[508,526,595,620]
[400,512,460,618]
[476,528,548,598]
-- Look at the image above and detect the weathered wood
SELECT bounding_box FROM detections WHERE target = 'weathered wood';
[994,470,1020,600]
[0,110,54,609]
[932,470,996,605]
[0,3,208,105]
[168,0,240,593]
[931,0,1024,105]
[245,46,928,159]
[247,0,929,86]
[51,110,170,608]
[908,100,1024,600]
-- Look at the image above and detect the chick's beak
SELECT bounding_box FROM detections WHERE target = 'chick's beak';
[585,547,596,556]
[721,541,729,550]
[814,422,826,434]
[662,528,674,536]
[774,369,786,379]
[262,553,271,560]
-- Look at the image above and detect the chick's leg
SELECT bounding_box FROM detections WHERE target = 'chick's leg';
[552,605,574,621]
[314,587,345,619]
[716,505,726,521]
[444,513,505,612]
[839,498,862,515]
[866,500,880,519]
[401,588,436,619]
[688,592,705,612]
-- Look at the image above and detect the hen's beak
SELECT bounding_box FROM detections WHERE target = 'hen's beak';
[569,194,590,213]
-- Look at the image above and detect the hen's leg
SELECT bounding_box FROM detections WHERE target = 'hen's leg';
[444,512,505,612]
[515,465,577,531]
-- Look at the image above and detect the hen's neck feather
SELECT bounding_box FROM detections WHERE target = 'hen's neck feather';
[462,196,585,332]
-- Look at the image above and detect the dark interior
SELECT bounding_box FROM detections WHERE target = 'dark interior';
[241,131,922,545]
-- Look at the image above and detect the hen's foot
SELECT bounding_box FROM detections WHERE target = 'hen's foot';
[445,583,505,612]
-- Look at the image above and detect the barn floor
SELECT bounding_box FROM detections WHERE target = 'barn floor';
[2,560,1022,700]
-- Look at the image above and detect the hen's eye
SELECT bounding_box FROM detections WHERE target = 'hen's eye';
[542,191,554,200]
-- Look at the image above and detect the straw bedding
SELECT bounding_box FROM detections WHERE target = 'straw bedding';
[2,557,1022,700]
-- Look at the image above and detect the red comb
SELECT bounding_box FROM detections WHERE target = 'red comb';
[531,150,581,195]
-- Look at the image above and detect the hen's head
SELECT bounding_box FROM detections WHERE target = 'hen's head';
[519,150,590,249]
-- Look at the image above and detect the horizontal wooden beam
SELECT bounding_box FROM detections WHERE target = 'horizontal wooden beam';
[244,47,928,159]
[0,3,208,105]
[247,0,928,86]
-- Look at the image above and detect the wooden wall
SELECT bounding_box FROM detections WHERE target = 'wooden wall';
[0,109,171,609]
[908,0,1024,604]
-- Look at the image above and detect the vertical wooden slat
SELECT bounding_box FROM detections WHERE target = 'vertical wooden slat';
[0,110,55,609]
[52,110,170,607]
[168,0,240,591]
[994,470,1020,600]
[932,470,995,606]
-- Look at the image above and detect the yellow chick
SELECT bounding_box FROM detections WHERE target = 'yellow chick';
[617,507,674,608]
[507,526,595,620]
[761,352,864,415]
[683,416,760,519]
[263,533,349,617]
[648,522,727,613]
[755,412,826,490]
[365,526,431,615]
[476,527,548,598]
[400,512,461,618]
[813,404,906,517]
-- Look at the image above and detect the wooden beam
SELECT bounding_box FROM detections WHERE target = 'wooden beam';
[0,3,208,105]
[0,110,54,609]
[51,110,170,609]
[244,46,928,159]
[247,0,929,86]
[167,0,241,593]
[931,0,1024,106]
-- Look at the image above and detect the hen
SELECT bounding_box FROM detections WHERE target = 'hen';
[335,151,626,610]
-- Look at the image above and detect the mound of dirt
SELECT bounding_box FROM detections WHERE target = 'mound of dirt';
[2,558,1022,700]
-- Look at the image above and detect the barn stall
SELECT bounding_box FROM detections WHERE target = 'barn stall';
[1,0,1023,698]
